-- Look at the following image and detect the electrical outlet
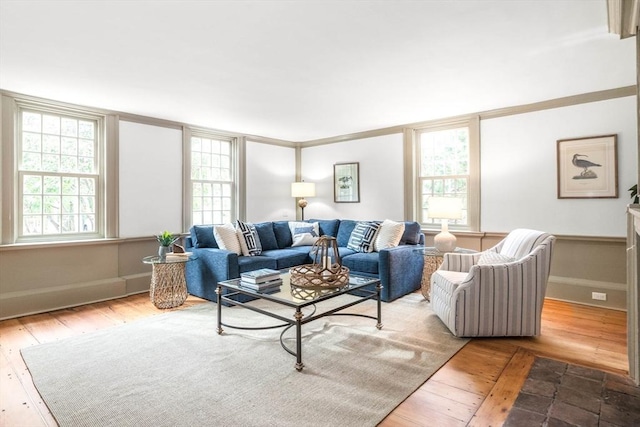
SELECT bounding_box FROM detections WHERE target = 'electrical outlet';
[591,292,607,301]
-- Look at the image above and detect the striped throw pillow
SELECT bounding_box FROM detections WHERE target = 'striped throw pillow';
[236,220,262,256]
[347,221,382,253]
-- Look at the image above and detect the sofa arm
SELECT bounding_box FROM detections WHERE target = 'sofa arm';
[440,252,482,273]
[185,248,239,301]
[378,245,424,302]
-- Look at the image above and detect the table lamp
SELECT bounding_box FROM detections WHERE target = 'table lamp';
[291,182,316,220]
[428,197,463,252]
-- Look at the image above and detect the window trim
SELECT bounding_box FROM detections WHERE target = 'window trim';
[183,127,239,230]
[412,116,480,232]
[1,95,114,244]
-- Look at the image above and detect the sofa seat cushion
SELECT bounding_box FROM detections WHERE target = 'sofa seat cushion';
[237,256,277,273]
[341,252,379,275]
[337,247,356,259]
[261,249,311,269]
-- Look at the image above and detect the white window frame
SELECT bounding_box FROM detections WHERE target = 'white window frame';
[185,129,237,227]
[414,117,480,232]
[11,99,106,242]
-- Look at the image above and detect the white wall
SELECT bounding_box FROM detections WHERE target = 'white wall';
[481,96,637,237]
[245,141,296,222]
[118,121,183,237]
[300,133,405,221]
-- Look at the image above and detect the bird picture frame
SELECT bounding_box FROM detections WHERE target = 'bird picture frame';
[557,134,618,199]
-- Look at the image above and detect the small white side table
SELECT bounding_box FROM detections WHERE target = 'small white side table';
[142,255,190,309]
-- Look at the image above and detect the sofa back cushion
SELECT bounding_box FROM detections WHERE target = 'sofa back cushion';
[336,220,358,247]
[308,219,340,238]
[191,225,219,248]
[399,221,422,245]
[254,222,279,251]
[273,221,293,248]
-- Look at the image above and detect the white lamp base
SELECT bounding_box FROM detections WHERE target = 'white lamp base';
[434,221,457,252]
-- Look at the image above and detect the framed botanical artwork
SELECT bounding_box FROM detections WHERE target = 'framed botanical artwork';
[557,134,618,199]
[334,162,360,203]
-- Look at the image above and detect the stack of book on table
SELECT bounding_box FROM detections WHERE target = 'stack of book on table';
[240,268,282,293]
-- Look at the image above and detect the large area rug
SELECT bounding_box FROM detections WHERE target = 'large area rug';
[21,293,468,427]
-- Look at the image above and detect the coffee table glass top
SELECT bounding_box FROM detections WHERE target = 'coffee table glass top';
[218,272,379,307]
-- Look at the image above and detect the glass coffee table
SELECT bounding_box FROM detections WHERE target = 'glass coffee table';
[216,272,382,371]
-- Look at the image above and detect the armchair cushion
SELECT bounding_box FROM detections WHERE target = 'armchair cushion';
[477,251,515,265]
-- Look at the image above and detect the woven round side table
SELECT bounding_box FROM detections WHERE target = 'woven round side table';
[142,255,190,309]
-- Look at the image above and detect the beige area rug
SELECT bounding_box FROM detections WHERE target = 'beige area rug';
[21,293,468,427]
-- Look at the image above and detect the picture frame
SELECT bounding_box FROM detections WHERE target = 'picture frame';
[557,134,618,199]
[334,162,360,203]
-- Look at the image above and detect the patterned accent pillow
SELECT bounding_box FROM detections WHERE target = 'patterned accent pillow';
[374,219,405,251]
[477,251,515,265]
[347,221,382,253]
[213,223,242,255]
[236,220,262,256]
[288,221,320,247]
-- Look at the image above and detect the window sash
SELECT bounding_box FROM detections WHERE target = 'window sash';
[189,135,235,226]
[415,121,479,231]
[16,105,104,241]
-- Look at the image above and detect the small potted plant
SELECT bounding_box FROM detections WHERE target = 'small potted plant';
[156,231,180,260]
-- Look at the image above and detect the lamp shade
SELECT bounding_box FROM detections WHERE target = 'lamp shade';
[291,182,316,198]
[428,197,463,220]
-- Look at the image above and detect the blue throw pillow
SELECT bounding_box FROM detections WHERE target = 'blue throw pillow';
[192,225,218,248]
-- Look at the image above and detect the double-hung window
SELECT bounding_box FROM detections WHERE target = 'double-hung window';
[416,119,479,231]
[18,106,103,240]
[190,134,235,225]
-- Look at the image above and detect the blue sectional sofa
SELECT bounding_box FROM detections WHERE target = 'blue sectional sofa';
[184,219,425,303]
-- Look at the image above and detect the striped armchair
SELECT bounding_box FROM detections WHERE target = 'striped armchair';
[430,229,556,337]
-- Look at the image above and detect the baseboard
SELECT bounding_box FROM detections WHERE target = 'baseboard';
[0,274,151,320]
[546,275,626,311]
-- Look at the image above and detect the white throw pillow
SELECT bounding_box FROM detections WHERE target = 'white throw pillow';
[477,251,515,265]
[288,221,320,247]
[374,219,405,251]
[213,223,242,255]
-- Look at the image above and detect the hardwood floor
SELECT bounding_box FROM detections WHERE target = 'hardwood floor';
[0,294,627,427]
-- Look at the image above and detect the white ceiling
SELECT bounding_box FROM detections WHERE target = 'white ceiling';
[0,0,636,142]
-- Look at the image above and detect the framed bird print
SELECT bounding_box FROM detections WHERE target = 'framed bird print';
[557,134,618,199]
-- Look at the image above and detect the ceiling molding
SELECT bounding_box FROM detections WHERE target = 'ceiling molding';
[608,0,640,38]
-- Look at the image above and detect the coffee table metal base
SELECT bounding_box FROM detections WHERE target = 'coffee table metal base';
[216,282,382,371]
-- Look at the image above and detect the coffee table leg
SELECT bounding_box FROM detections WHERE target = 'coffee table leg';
[216,285,223,334]
[294,309,304,371]
[376,282,383,330]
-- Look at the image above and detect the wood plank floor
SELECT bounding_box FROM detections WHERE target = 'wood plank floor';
[0,294,628,427]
